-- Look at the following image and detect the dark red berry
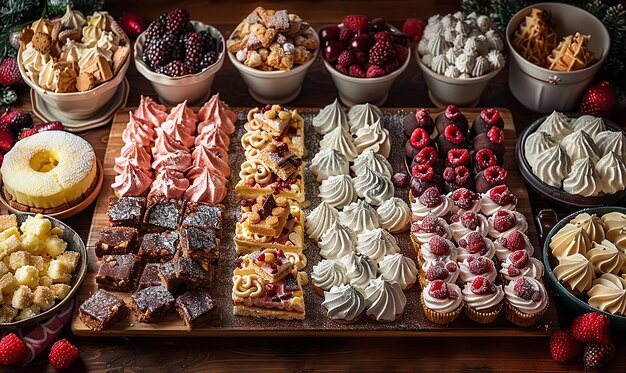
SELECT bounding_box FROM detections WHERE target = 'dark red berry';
[467,255,493,275]
[415,146,438,167]
[412,164,434,182]
[319,25,340,42]
[444,105,462,120]
[486,126,504,144]
[428,236,451,256]
[475,148,497,169]
[461,211,480,230]
[419,186,442,208]
[392,173,409,188]
[443,125,464,145]
[410,128,430,149]
[428,280,450,299]
[510,250,528,268]
[480,108,500,125]
[506,230,526,251]
[447,148,470,167]
[471,276,497,295]
[482,166,507,185]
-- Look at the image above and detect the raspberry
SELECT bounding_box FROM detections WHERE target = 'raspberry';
[443,125,464,145]
[384,59,401,74]
[348,64,366,78]
[447,148,470,167]
[337,50,355,67]
[506,230,526,252]
[335,64,348,74]
[419,214,439,233]
[419,186,442,208]
[490,185,517,206]
[486,126,504,144]
[425,265,449,281]
[394,44,409,63]
[443,167,455,182]
[366,64,386,78]
[339,26,353,42]
[428,280,450,299]
[475,148,497,169]
[550,330,582,363]
[465,232,487,254]
[451,188,477,210]
[402,18,426,42]
[412,164,434,182]
[415,108,434,129]
[445,261,458,273]
[0,333,26,366]
[584,343,615,369]
[461,211,480,230]
[166,8,189,34]
[428,236,451,256]
[507,266,521,277]
[373,31,392,43]
[415,146,437,166]
[571,312,612,344]
[342,15,369,33]
[48,339,79,370]
[493,210,516,232]
[410,128,430,149]
[392,173,409,188]
[444,105,462,120]
[369,41,396,67]
[455,166,470,186]
[510,250,529,268]
[470,276,496,295]
[483,166,507,185]
[185,32,203,69]
[513,277,539,301]
[480,108,500,125]
[354,51,368,64]
[467,256,493,275]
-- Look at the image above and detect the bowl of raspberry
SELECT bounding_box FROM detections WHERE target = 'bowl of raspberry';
[134,9,225,105]
[320,16,411,107]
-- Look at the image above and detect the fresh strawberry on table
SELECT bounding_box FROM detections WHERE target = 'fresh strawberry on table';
[0,57,21,86]
[570,312,611,344]
[49,339,80,370]
[0,333,27,366]
[550,329,581,363]
[584,343,615,369]
[0,108,32,134]
[0,127,16,154]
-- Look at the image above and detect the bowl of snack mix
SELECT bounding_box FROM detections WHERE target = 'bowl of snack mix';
[227,6,320,104]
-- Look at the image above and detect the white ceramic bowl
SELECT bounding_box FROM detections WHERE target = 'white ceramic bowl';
[135,21,225,105]
[227,28,319,104]
[506,3,610,113]
[415,49,504,108]
[18,37,130,121]
[323,49,410,107]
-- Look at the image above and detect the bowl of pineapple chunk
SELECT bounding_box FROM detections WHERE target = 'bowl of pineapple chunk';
[0,213,86,327]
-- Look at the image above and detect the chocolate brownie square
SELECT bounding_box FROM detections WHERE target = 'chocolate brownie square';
[96,254,141,292]
[174,253,213,288]
[78,289,128,331]
[182,203,223,235]
[108,197,146,227]
[137,231,179,263]
[95,227,138,256]
[137,263,164,290]
[178,226,219,268]
[175,289,216,330]
[129,286,175,323]
[157,260,184,291]
[143,198,186,231]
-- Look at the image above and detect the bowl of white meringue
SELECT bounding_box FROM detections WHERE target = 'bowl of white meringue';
[416,11,506,107]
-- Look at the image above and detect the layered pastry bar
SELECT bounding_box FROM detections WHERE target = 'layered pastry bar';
[78,289,129,331]
[250,105,293,135]
[175,289,216,330]
[130,285,175,323]
[137,231,179,263]
[181,202,223,237]
[239,248,293,282]
[95,227,138,256]
[234,204,305,254]
[95,254,141,292]
[242,195,290,237]
[178,226,219,269]
[143,198,186,231]
[157,260,183,291]
[235,159,305,202]
[242,113,305,159]
[108,197,146,227]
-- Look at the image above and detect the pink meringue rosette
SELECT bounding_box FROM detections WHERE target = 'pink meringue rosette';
[183,170,228,204]
[122,112,155,147]
[134,95,167,128]
[161,117,196,148]
[150,169,189,200]
[197,93,237,135]
[151,128,192,173]
[189,144,231,179]
[114,141,152,173]
[111,160,153,197]
[194,125,230,149]
[166,100,197,134]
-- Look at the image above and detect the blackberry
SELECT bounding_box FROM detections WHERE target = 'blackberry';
[179,32,193,49]
[198,30,216,53]
[166,8,189,35]
[143,39,172,68]
[162,60,191,77]
[163,32,183,61]
[199,51,217,69]
[368,41,396,66]
[184,22,195,33]
[185,32,203,66]
[144,23,164,44]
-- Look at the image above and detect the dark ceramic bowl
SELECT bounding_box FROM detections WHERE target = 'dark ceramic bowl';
[542,206,626,330]
[0,213,87,329]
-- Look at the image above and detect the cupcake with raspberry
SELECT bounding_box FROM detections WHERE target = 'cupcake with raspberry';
[447,188,482,215]
[473,126,505,161]
[459,255,497,283]
[410,213,452,246]
[405,128,433,160]
[435,105,469,135]
[404,108,435,137]
[488,210,528,240]
[421,279,464,324]
[473,148,500,174]
[471,108,504,138]
[475,165,507,194]
[504,276,549,326]
[437,125,467,158]
[462,276,504,323]
[420,260,460,289]
[449,211,489,243]
[410,163,443,199]
[457,232,496,261]
[499,250,544,284]
[493,230,535,262]
[419,235,457,265]
[411,186,452,222]
[480,185,518,216]
[442,165,474,193]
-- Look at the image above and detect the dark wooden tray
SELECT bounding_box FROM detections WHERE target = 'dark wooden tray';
[71,107,559,337]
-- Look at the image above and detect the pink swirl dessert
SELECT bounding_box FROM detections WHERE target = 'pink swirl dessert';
[422,260,460,286]
[447,188,482,214]
[449,211,489,243]
[114,141,152,173]
[149,169,189,200]
[411,214,452,245]
[189,144,231,179]
[493,230,535,262]
[151,128,192,173]
[183,171,228,204]
[499,251,544,283]
[161,117,196,148]
[122,113,155,147]
[111,160,153,197]
[420,236,457,264]
[194,125,230,150]
[165,101,197,134]
[457,232,496,261]
[197,93,237,135]
[480,185,518,216]
[411,186,452,222]
[459,255,497,283]
[134,95,167,128]
[487,210,528,239]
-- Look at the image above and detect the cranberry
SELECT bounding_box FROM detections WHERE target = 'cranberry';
[319,25,340,42]
[323,40,343,62]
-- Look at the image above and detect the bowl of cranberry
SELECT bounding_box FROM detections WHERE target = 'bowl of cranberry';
[134,9,225,105]
[319,16,411,107]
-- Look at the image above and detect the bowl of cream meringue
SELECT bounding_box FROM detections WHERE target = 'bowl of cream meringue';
[416,11,506,108]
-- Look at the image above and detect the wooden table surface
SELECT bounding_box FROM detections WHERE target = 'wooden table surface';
[3,1,625,371]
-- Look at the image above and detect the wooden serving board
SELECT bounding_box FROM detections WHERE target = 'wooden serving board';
[71,107,559,337]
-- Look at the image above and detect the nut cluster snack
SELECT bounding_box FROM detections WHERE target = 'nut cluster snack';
[227,7,318,71]
[0,214,77,323]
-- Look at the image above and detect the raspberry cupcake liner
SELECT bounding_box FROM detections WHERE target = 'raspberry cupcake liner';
[420,292,463,325]
[504,299,549,327]
[410,233,424,264]
[418,267,428,289]
[464,302,503,324]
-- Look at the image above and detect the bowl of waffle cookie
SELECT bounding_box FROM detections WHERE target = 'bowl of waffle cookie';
[506,3,610,113]
[226,6,320,104]
[17,7,131,120]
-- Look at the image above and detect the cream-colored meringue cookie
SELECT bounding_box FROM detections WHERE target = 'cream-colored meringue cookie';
[351,149,393,179]
[305,202,339,242]
[348,103,383,134]
[311,148,349,182]
[353,118,391,157]
[537,111,572,138]
[561,130,600,163]
[549,223,591,259]
[524,131,555,169]
[352,168,394,207]
[319,126,358,162]
[313,99,348,135]
[319,174,357,210]
[563,158,599,197]
[532,145,570,188]
[355,228,401,263]
[376,197,411,233]
[338,199,379,234]
[595,152,626,194]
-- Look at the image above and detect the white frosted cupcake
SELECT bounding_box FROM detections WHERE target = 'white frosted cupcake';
[462,276,504,323]
[421,280,463,324]
[420,260,460,289]
[493,230,535,262]
[411,186,453,221]
[504,276,549,326]
[456,232,496,261]
[487,210,528,239]
[458,255,497,283]
[480,185,518,216]
[419,236,457,265]
[449,211,489,243]
[447,188,482,214]
[499,251,544,284]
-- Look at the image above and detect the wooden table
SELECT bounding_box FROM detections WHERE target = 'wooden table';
[5,1,625,371]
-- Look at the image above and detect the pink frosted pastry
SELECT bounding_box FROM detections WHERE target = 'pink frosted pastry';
[134,96,167,128]
[152,128,190,155]
[150,169,189,200]
[161,118,195,148]
[165,100,197,134]
[122,113,155,147]
[189,145,231,179]
[197,93,237,135]
[194,125,230,150]
[115,141,152,173]
[111,160,153,197]
[183,170,228,204]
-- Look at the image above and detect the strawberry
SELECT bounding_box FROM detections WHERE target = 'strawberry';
[0,127,15,154]
[19,128,38,139]
[34,121,64,133]
[0,109,33,134]
[402,18,426,42]
[0,333,27,366]
[584,343,615,369]
[550,329,581,362]
[570,312,611,344]
[49,339,80,370]
[579,81,615,118]
[366,64,385,78]
[0,57,21,86]
[342,15,369,34]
